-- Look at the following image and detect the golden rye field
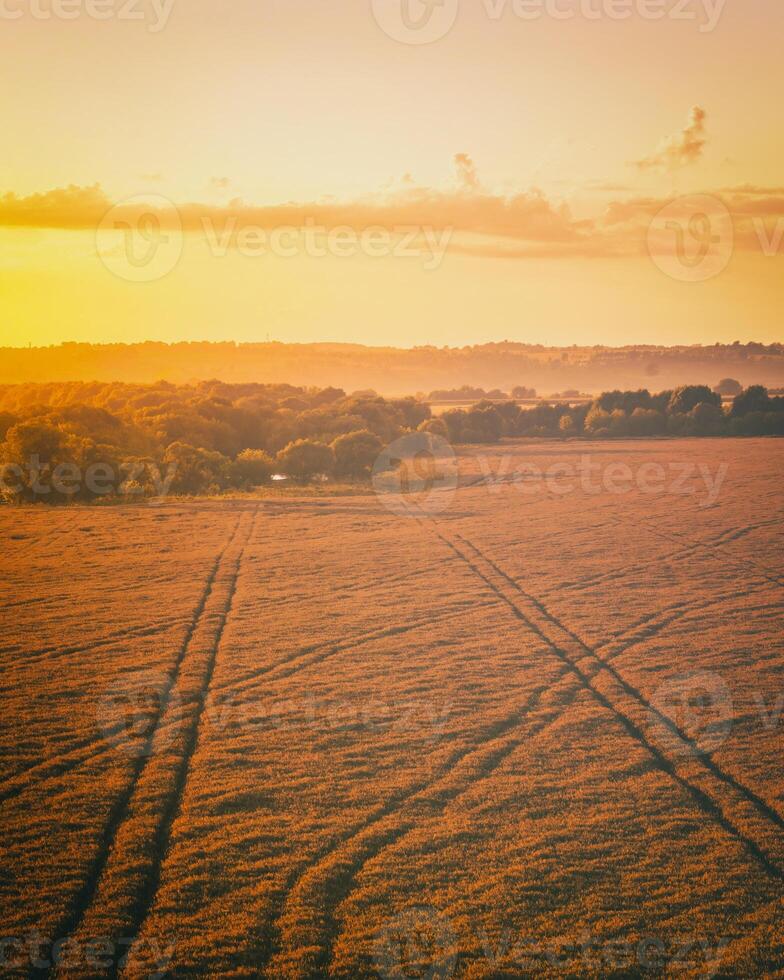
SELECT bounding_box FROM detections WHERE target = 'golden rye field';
[1,438,783,978]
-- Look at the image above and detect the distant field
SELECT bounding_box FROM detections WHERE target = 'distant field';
[1,438,783,978]
[428,398,593,415]
[428,397,735,416]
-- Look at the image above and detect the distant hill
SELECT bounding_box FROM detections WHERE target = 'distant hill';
[3,341,784,395]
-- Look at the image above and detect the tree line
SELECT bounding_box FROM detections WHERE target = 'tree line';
[0,381,781,502]
[439,385,784,443]
[0,382,429,501]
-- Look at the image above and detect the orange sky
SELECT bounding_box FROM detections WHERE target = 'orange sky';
[1,0,782,348]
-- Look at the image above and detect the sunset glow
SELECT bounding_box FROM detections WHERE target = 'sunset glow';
[1,0,783,348]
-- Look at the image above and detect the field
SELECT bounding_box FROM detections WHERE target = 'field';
[1,438,783,978]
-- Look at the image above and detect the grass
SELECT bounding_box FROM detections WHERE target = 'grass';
[1,438,783,978]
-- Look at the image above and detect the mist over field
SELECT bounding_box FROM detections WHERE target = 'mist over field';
[4,341,784,395]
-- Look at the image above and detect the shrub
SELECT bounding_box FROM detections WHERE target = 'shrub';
[585,407,612,434]
[559,414,576,435]
[465,403,503,443]
[595,389,652,414]
[163,442,232,495]
[608,409,629,436]
[2,421,75,502]
[418,417,449,439]
[277,439,335,483]
[331,430,383,480]
[729,411,784,436]
[234,449,275,487]
[731,385,770,417]
[688,402,726,435]
[669,385,721,415]
[714,378,743,397]
[0,412,19,442]
[628,408,667,436]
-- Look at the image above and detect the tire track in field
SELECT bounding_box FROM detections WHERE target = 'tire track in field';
[0,593,71,613]
[539,516,783,599]
[319,670,611,978]
[619,517,784,589]
[39,510,249,980]
[597,586,783,665]
[0,731,131,807]
[262,555,452,614]
[322,574,784,962]
[0,554,239,808]
[259,675,567,979]
[96,506,260,980]
[3,588,496,813]
[253,512,784,976]
[217,597,500,698]
[455,528,784,829]
[0,616,186,676]
[433,524,784,881]
[7,510,83,554]
[603,597,784,665]
[0,567,186,622]
[302,584,783,972]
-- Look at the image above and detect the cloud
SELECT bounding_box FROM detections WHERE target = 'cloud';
[210,176,231,190]
[455,153,480,192]
[2,158,781,262]
[634,106,708,172]
[584,181,637,194]
[0,184,110,229]
[716,184,784,197]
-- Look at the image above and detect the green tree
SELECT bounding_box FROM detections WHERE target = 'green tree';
[277,440,335,483]
[584,407,611,435]
[559,414,576,435]
[731,385,770,417]
[689,402,726,435]
[627,408,667,436]
[669,385,720,414]
[2,421,69,502]
[331,430,383,481]
[418,417,449,439]
[163,442,232,495]
[233,449,275,487]
[0,412,18,442]
[714,378,742,397]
